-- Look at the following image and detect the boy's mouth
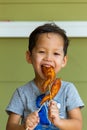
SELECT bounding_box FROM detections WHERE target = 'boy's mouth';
[41,64,53,68]
[41,64,55,76]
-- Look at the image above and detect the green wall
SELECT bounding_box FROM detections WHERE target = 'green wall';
[0,1,87,130]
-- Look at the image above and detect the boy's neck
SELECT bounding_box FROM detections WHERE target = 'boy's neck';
[34,78,46,93]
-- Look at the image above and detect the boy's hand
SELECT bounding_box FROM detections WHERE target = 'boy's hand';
[48,100,60,126]
[24,111,40,130]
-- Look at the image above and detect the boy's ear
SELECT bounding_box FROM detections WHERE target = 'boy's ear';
[62,55,68,68]
[26,51,32,64]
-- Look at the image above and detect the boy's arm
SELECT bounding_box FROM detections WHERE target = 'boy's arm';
[48,101,83,130]
[6,113,25,130]
[55,108,82,130]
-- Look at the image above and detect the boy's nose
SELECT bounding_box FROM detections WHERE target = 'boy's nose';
[44,53,52,61]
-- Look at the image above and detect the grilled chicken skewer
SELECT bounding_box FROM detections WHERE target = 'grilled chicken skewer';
[41,66,61,105]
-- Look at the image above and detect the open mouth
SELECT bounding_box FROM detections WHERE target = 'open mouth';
[41,65,55,78]
[41,65,54,75]
[41,64,53,68]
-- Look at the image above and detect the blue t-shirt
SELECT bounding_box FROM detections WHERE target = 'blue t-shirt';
[6,80,84,130]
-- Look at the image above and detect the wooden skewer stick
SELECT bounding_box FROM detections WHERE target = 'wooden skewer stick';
[37,103,45,112]
[49,83,52,101]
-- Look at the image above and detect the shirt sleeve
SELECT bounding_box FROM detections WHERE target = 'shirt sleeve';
[6,88,24,116]
[66,83,84,111]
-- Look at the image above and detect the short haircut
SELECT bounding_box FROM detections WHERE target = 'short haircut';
[28,23,69,56]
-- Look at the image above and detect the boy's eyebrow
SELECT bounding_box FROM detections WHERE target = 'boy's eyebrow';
[54,48,63,51]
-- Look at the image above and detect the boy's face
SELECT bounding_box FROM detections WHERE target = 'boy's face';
[27,33,67,79]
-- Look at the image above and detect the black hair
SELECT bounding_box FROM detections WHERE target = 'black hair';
[28,23,69,56]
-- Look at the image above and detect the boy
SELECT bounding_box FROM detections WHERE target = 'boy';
[6,23,84,130]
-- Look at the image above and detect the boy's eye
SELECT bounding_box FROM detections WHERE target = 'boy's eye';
[38,50,45,53]
[54,52,60,55]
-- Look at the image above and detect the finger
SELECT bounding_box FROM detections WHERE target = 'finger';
[49,100,57,107]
